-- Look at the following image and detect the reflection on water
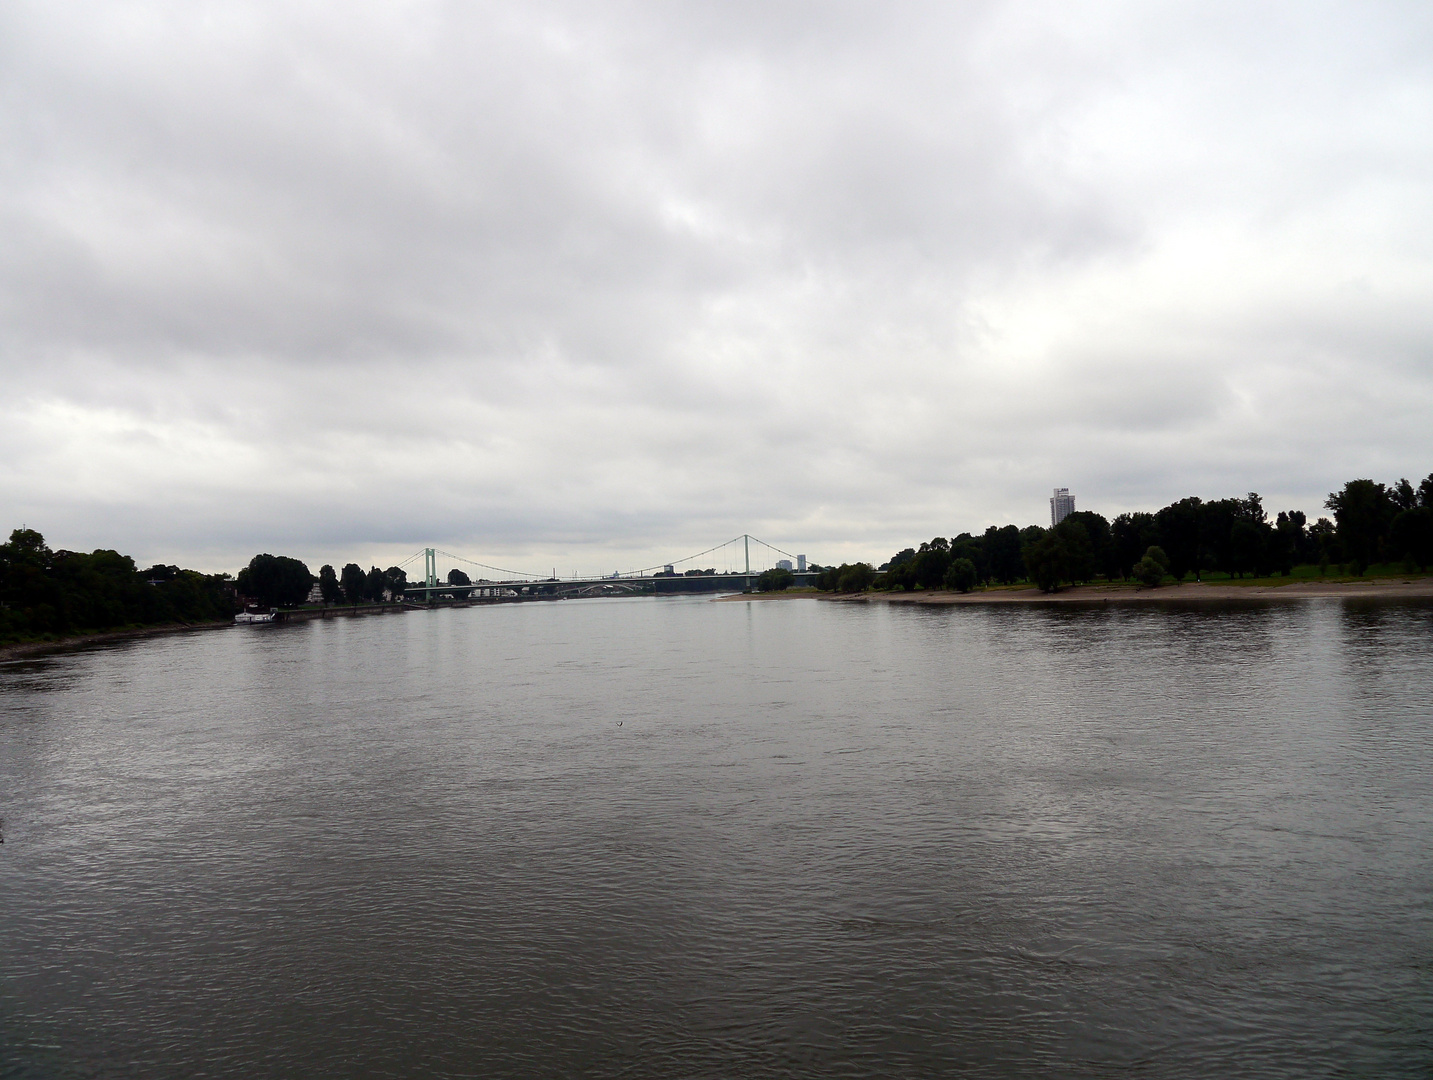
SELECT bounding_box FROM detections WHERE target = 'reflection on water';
[2,597,1432,1078]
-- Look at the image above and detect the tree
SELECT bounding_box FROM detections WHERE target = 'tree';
[340,563,366,604]
[881,561,917,591]
[1394,478,1419,512]
[1326,480,1394,573]
[1132,546,1170,587]
[1053,518,1096,583]
[1155,497,1203,582]
[882,548,916,571]
[447,568,471,586]
[950,534,987,584]
[1229,519,1265,578]
[1022,531,1070,592]
[984,525,1024,584]
[366,566,387,601]
[1064,511,1112,579]
[911,540,953,589]
[1309,517,1339,572]
[384,566,408,600]
[1199,497,1243,576]
[1111,512,1158,579]
[238,554,313,608]
[1391,507,1433,571]
[836,563,875,592]
[757,567,795,591]
[318,564,342,604]
[1272,511,1307,575]
[819,563,874,593]
[944,557,977,593]
[1,529,234,642]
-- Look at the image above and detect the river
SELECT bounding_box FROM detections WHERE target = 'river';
[2,595,1432,1077]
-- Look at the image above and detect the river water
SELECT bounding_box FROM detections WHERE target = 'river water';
[2,595,1432,1078]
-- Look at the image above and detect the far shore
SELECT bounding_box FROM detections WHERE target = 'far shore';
[8,575,1431,662]
[719,577,1433,604]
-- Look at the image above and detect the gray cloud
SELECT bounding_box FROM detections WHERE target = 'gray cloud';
[2,1,1431,574]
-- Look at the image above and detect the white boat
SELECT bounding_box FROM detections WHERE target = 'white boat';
[234,609,277,624]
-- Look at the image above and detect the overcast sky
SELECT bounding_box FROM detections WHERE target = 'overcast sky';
[2,1,1431,576]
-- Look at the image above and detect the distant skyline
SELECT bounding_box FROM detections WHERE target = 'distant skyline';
[2,2,1431,575]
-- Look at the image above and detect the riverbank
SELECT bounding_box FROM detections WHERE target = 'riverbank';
[882,577,1433,603]
[718,576,1433,604]
[0,620,235,662]
[0,601,426,661]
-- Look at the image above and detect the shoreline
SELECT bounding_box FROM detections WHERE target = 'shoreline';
[7,576,1431,662]
[0,620,234,663]
[720,577,1433,604]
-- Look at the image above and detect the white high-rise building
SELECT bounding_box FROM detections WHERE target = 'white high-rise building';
[1050,488,1076,527]
[797,555,807,572]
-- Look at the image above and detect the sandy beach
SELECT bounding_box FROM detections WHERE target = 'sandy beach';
[720,578,1433,604]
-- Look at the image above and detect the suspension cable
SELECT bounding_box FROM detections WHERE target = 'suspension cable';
[435,550,543,580]
[410,534,810,582]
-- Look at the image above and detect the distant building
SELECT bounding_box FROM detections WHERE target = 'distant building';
[776,559,793,572]
[663,565,674,575]
[305,582,323,605]
[797,555,807,572]
[1050,487,1076,527]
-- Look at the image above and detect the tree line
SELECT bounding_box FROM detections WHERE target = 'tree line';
[7,470,1428,636]
[0,528,235,643]
[236,554,410,608]
[869,473,1433,595]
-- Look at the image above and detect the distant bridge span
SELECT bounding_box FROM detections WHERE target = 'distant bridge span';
[396,535,818,603]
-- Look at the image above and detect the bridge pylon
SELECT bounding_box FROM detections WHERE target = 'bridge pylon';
[424,548,438,589]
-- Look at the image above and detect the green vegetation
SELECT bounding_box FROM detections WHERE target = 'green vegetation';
[868,471,1433,595]
[1,525,420,648]
[239,554,314,608]
[1132,546,1171,588]
[0,528,234,645]
[312,561,405,606]
[815,563,876,593]
[318,563,342,604]
[944,558,977,593]
[338,562,366,604]
[757,567,796,592]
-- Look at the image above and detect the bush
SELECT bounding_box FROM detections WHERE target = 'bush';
[1132,545,1170,587]
[943,558,977,593]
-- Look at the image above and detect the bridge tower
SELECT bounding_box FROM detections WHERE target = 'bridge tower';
[744,534,750,575]
[424,548,438,589]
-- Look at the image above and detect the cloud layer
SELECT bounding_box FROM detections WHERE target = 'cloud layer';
[3,1,1431,573]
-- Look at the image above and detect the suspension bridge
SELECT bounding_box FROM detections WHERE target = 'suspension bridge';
[393,535,818,603]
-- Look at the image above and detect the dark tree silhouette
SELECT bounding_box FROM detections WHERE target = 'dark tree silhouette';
[944,558,977,593]
[757,567,795,591]
[238,554,313,607]
[340,563,366,604]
